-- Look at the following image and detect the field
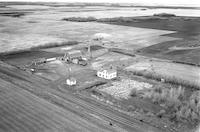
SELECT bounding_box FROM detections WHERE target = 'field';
[102,16,200,65]
[0,15,178,54]
[125,59,200,88]
[0,60,166,132]
[0,61,119,132]
[1,2,200,132]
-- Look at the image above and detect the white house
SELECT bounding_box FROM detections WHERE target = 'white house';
[93,33,112,41]
[66,77,77,86]
[97,69,117,79]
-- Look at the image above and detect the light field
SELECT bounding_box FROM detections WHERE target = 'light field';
[126,60,200,87]
[0,16,178,53]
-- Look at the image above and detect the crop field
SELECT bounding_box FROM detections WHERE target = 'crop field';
[105,16,200,65]
[0,16,178,54]
[0,79,100,132]
[0,4,184,55]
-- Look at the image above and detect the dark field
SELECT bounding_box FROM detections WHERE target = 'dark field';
[100,16,200,65]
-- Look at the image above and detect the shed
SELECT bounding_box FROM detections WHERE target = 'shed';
[66,77,77,86]
[46,57,56,62]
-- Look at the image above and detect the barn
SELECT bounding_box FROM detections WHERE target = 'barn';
[65,50,82,60]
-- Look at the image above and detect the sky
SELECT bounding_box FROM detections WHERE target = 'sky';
[1,0,200,7]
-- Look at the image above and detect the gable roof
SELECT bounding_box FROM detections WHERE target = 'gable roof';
[98,69,117,74]
[67,77,76,82]
[66,50,82,58]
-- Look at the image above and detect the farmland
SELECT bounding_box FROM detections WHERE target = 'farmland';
[100,16,200,65]
[125,59,200,88]
[0,60,165,132]
[0,2,200,132]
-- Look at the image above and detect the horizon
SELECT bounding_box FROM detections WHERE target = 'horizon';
[0,0,200,7]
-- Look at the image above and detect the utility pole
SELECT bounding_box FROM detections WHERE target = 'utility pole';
[88,40,92,59]
[150,63,155,74]
[68,67,71,79]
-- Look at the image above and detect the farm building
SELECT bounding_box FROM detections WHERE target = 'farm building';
[46,57,56,62]
[32,58,46,65]
[93,33,112,41]
[66,77,77,86]
[97,68,117,79]
[65,50,82,60]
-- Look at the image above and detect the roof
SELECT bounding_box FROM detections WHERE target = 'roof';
[106,69,117,74]
[67,77,76,82]
[93,33,112,40]
[66,50,82,58]
[98,69,117,74]
[67,50,81,55]
[34,58,46,62]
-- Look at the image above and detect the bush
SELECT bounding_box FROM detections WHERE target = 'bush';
[62,17,97,22]
[130,88,137,97]
[130,70,200,89]
[156,109,166,118]
[127,105,136,112]
[153,13,176,17]
[143,86,184,106]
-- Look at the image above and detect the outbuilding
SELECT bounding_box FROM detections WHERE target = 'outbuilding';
[46,57,56,62]
[65,50,82,60]
[97,68,117,79]
[66,77,77,86]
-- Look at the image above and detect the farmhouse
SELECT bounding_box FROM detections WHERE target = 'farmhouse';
[97,68,117,79]
[66,77,77,86]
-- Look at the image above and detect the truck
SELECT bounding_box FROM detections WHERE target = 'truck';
[78,59,87,66]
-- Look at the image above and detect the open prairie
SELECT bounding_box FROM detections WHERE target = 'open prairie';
[1,3,199,54]
[0,16,178,54]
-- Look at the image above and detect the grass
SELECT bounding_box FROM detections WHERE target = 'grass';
[0,12,27,17]
[62,17,97,22]
[62,16,167,23]
[153,13,176,17]
[177,91,200,121]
